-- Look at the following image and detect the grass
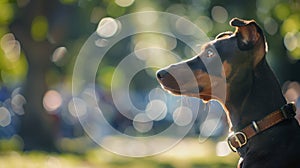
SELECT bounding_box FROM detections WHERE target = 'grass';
[0,138,239,168]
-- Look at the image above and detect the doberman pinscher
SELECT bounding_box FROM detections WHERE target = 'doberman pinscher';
[156,18,300,167]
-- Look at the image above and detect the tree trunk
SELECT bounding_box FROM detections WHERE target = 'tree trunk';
[10,0,59,152]
[20,43,57,151]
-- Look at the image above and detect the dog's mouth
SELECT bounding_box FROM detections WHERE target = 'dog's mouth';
[160,85,203,95]
[161,84,203,95]
[156,68,224,101]
[157,77,213,101]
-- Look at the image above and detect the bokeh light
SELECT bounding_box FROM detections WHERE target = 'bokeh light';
[145,99,167,121]
[283,81,300,103]
[0,2,13,24]
[45,156,62,168]
[52,47,67,64]
[0,31,27,85]
[284,32,299,51]
[0,33,21,62]
[216,141,231,157]
[0,107,11,127]
[274,3,290,21]
[194,16,213,33]
[95,38,109,48]
[136,8,158,26]
[133,113,153,133]
[96,17,120,38]
[148,87,167,101]
[43,90,62,112]
[211,6,228,23]
[115,0,135,7]
[200,118,220,137]
[107,2,126,17]
[11,93,26,115]
[68,98,87,118]
[173,106,193,126]
[31,15,48,41]
[263,17,278,35]
[175,17,196,35]
[166,4,186,16]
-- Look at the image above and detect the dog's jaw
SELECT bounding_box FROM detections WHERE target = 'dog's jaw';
[157,80,214,101]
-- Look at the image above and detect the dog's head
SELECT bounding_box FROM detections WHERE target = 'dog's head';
[156,18,267,102]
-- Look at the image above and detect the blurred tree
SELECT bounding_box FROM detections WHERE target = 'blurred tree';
[9,0,81,151]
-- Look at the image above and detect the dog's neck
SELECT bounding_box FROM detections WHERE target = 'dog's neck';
[225,58,287,131]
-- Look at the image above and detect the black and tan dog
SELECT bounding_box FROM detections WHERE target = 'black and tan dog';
[156,18,300,168]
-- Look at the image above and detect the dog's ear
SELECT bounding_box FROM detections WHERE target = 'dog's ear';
[215,31,233,39]
[230,18,267,66]
[230,18,266,50]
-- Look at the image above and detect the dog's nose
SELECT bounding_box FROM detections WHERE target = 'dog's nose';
[156,70,168,79]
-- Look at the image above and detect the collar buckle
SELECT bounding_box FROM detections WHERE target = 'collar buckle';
[227,132,247,152]
[281,103,296,119]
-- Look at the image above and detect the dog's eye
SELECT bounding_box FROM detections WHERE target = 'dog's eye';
[207,49,214,57]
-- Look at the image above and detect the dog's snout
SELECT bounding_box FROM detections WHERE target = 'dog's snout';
[156,69,168,79]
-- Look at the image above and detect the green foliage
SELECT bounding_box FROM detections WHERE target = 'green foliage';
[273,3,291,21]
[0,0,14,25]
[0,136,23,152]
[0,40,27,85]
[0,138,239,168]
[31,16,49,42]
[59,0,78,5]
[0,0,27,85]
[107,2,127,17]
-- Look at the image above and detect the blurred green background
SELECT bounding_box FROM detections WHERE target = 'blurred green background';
[0,0,299,167]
